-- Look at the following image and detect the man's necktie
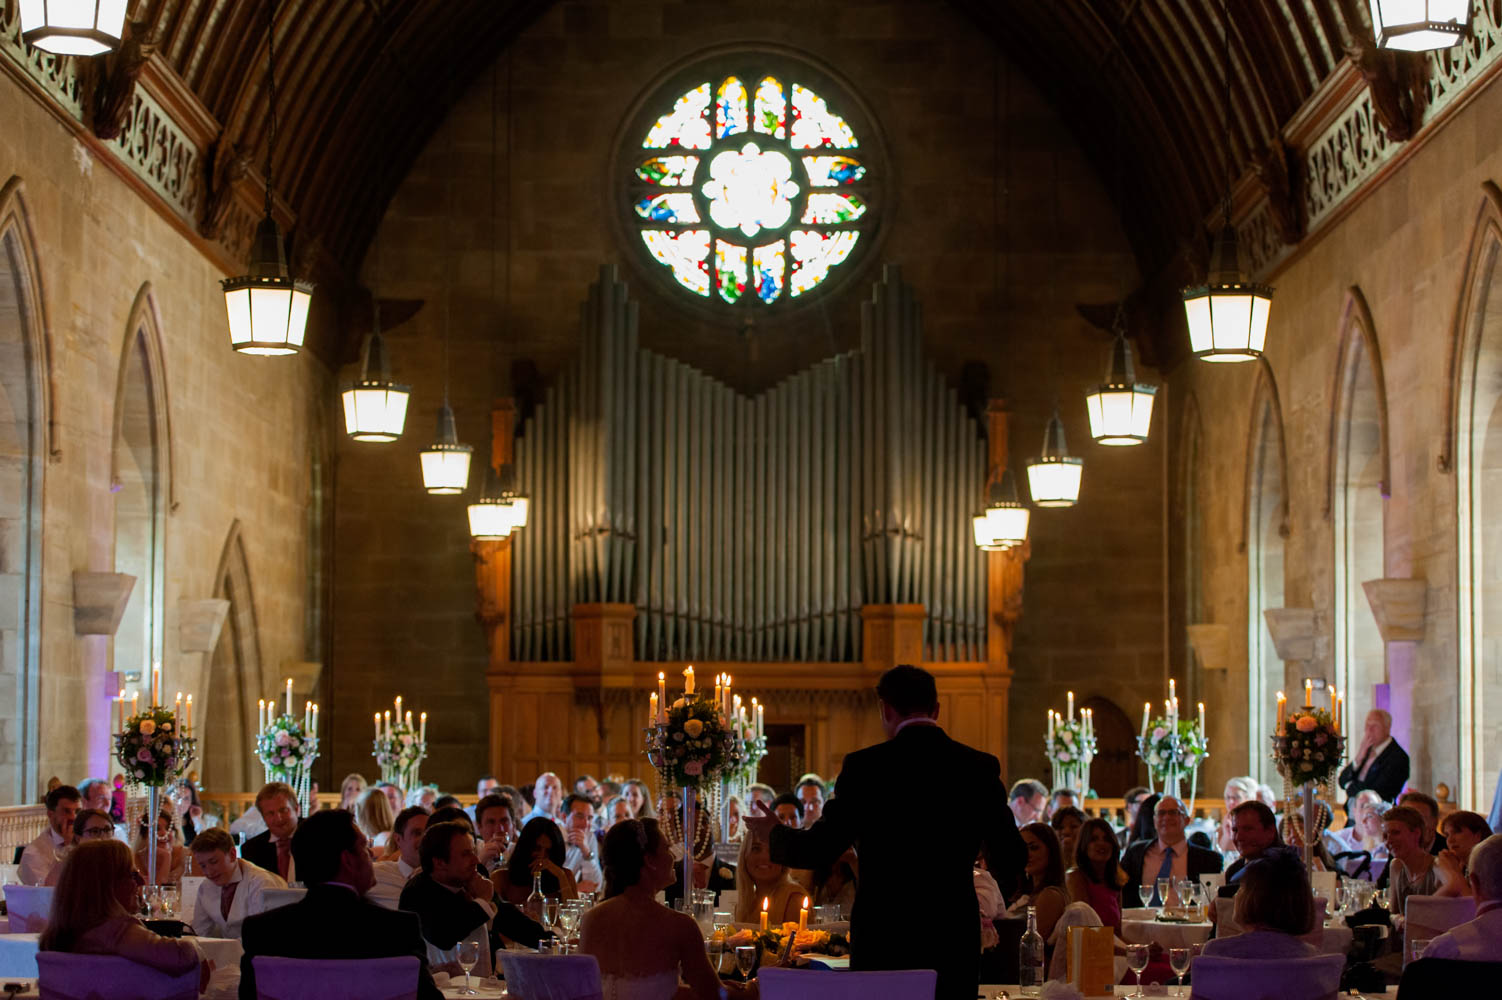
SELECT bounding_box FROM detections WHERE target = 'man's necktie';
[1150,847,1176,907]
[276,838,291,881]
[1356,748,1375,780]
[220,880,239,920]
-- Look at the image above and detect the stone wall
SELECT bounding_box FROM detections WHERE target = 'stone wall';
[344,0,1163,793]
[0,67,326,800]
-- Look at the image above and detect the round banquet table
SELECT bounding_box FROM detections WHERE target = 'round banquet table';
[1119,913,1353,957]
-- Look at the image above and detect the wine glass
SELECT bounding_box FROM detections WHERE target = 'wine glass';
[1137,884,1154,908]
[1169,946,1190,996]
[1156,878,1172,910]
[557,902,583,954]
[456,938,481,996]
[542,896,561,930]
[1126,944,1150,998]
[734,945,757,981]
[1374,887,1390,911]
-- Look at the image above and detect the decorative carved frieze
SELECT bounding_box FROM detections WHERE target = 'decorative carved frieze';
[0,3,83,118]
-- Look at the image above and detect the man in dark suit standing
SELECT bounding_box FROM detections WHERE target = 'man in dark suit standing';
[1339,709,1410,805]
[240,781,300,883]
[1120,795,1223,909]
[239,809,441,1000]
[744,665,1025,1000]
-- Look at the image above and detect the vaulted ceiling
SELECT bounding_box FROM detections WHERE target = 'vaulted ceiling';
[126,0,1377,360]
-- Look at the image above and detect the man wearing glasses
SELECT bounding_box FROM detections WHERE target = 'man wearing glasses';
[1120,795,1223,909]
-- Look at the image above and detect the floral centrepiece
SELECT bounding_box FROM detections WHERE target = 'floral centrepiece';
[1141,717,1209,783]
[255,714,316,780]
[721,924,850,960]
[1270,707,1344,786]
[115,708,193,786]
[1045,710,1096,797]
[649,693,741,788]
[374,718,427,787]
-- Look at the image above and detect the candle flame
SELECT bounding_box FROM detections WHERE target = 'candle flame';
[762,897,769,911]
[802,896,809,908]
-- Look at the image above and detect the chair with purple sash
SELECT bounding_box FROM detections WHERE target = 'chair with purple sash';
[36,952,199,1000]
[250,955,421,1000]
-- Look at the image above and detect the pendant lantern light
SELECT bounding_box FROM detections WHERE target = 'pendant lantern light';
[468,463,529,540]
[972,469,1030,551]
[420,403,472,494]
[1086,328,1157,446]
[1369,1,1470,51]
[1183,0,1272,364]
[340,308,409,442]
[221,0,313,355]
[1026,408,1083,507]
[18,0,127,56]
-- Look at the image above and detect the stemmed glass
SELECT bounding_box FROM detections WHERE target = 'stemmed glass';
[1156,878,1172,910]
[1374,887,1390,911]
[712,912,733,973]
[456,938,481,995]
[1126,944,1150,998]
[557,901,585,954]
[1137,884,1154,908]
[1169,946,1190,996]
[734,945,757,981]
[542,896,561,931]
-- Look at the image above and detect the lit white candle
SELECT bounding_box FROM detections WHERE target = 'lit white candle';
[757,702,764,739]
[1198,702,1205,733]
[1067,691,1074,721]
[305,700,312,731]
[1047,709,1055,741]
[117,688,125,731]
[1169,677,1176,702]
[658,672,667,712]
[311,702,318,735]
[395,695,403,723]
[175,691,182,722]
[405,710,412,729]
[374,712,381,741]
[1141,702,1150,740]
[131,691,138,717]
[419,711,425,742]
[1277,691,1286,727]
[650,692,659,726]
[285,678,293,716]
[151,663,161,707]
[684,665,695,696]
[185,694,192,734]
[384,710,391,740]
[1304,679,1313,708]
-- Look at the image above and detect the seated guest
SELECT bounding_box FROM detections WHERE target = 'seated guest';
[1066,817,1127,932]
[1422,833,1502,960]
[1278,802,1340,872]
[1046,788,1080,821]
[1006,823,1069,942]
[474,794,516,872]
[1327,790,1390,880]
[581,819,748,1000]
[356,786,396,852]
[770,792,803,828]
[407,785,440,812]
[399,820,545,974]
[1384,805,1441,915]
[110,774,127,823]
[745,783,776,813]
[338,772,367,811]
[171,779,216,844]
[1117,787,1150,849]
[491,816,578,907]
[523,772,564,825]
[239,809,441,1000]
[370,806,428,908]
[560,794,603,891]
[240,781,299,883]
[375,781,404,817]
[1050,805,1085,865]
[1434,810,1492,898]
[723,795,744,843]
[1121,795,1222,909]
[1224,801,1288,883]
[795,774,827,829]
[21,784,80,885]
[623,778,656,818]
[1126,793,1160,847]
[1339,709,1410,804]
[38,840,204,984]
[601,795,632,835]
[134,809,186,885]
[77,778,112,815]
[426,804,473,835]
[1009,779,1048,827]
[44,809,116,886]
[574,773,602,808]
[1399,790,1448,854]
[734,827,805,924]
[1217,777,1260,857]
[1200,851,1317,958]
[599,779,622,805]
[188,828,286,938]
[809,846,858,915]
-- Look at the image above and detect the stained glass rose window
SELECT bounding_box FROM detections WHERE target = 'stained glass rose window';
[622,57,879,312]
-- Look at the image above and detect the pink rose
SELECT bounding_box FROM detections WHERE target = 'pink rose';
[1151,727,1166,741]
[684,760,704,776]
[135,749,153,762]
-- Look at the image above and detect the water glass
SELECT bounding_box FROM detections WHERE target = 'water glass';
[1409,937,1432,965]
[1169,946,1190,996]
[734,945,757,980]
[1126,944,1150,998]
[456,938,481,995]
[1137,884,1154,908]
[159,885,180,918]
[542,896,561,929]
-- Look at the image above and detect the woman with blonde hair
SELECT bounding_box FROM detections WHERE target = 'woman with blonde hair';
[40,840,203,980]
[339,772,368,811]
[356,785,397,851]
[1217,776,1261,857]
[733,827,805,924]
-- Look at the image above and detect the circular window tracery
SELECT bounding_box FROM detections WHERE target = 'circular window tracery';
[621,55,880,314]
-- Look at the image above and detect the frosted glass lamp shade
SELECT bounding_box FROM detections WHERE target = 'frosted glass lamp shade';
[467,498,514,540]
[1086,384,1156,445]
[341,383,410,442]
[1369,0,1470,50]
[420,404,473,493]
[19,0,127,55]
[1027,457,1083,507]
[222,216,314,355]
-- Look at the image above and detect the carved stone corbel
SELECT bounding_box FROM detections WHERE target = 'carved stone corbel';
[1253,137,1305,246]
[198,140,251,241]
[1262,608,1315,663]
[73,572,136,636]
[1348,41,1428,142]
[1186,623,1231,672]
[86,21,156,141]
[1362,578,1427,642]
[177,598,230,653]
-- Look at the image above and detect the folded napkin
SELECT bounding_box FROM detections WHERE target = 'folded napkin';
[431,972,450,989]
[1038,980,1084,1000]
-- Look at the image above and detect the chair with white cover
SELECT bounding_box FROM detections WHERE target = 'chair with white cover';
[1212,897,1243,937]
[498,952,604,1000]
[251,955,421,1000]
[261,887,308,911]
[758,967,936,1000]
[1046,901,1103,980]
[36,952,199,1000]
[1404,895,1476,964]
[1188,954,1344,1000]
[4,884,53,933]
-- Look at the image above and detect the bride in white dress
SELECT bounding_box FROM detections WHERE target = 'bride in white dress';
[580,817,754,1000]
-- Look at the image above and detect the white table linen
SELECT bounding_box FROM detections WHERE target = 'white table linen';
[0,932,240,978]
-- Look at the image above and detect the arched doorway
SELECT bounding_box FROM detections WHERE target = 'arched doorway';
[1081,696,1136,797]
[0,178,51,802]
[205,521,264,793]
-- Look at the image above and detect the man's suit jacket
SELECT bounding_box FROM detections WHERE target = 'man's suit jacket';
[398,870,544,955]
[1338,740,1410,803]
[1119,838,1223,909]
[768,723,1025,1000]
[238,883,441,1000]
[239,829,295,883]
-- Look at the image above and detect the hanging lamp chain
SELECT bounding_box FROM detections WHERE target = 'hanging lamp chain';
[1221,0,1233,230]
[263,0,279,219]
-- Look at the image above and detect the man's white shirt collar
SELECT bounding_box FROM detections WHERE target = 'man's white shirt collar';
[894,717,939,733]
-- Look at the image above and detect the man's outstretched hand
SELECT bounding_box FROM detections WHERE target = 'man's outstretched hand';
[742,799,778,842]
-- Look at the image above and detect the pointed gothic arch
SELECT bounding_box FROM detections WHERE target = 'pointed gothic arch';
[1328,286,1390,750]
[1173,390,1207,699]
[206,520,265,792]
[111,284,174,694]
[1448,181,1502,811]
[1243,361,1289,783]
[0,177,54,802]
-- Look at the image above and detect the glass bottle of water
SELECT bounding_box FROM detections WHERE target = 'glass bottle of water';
[525,870,546,922]
[1019,904,1045,996]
